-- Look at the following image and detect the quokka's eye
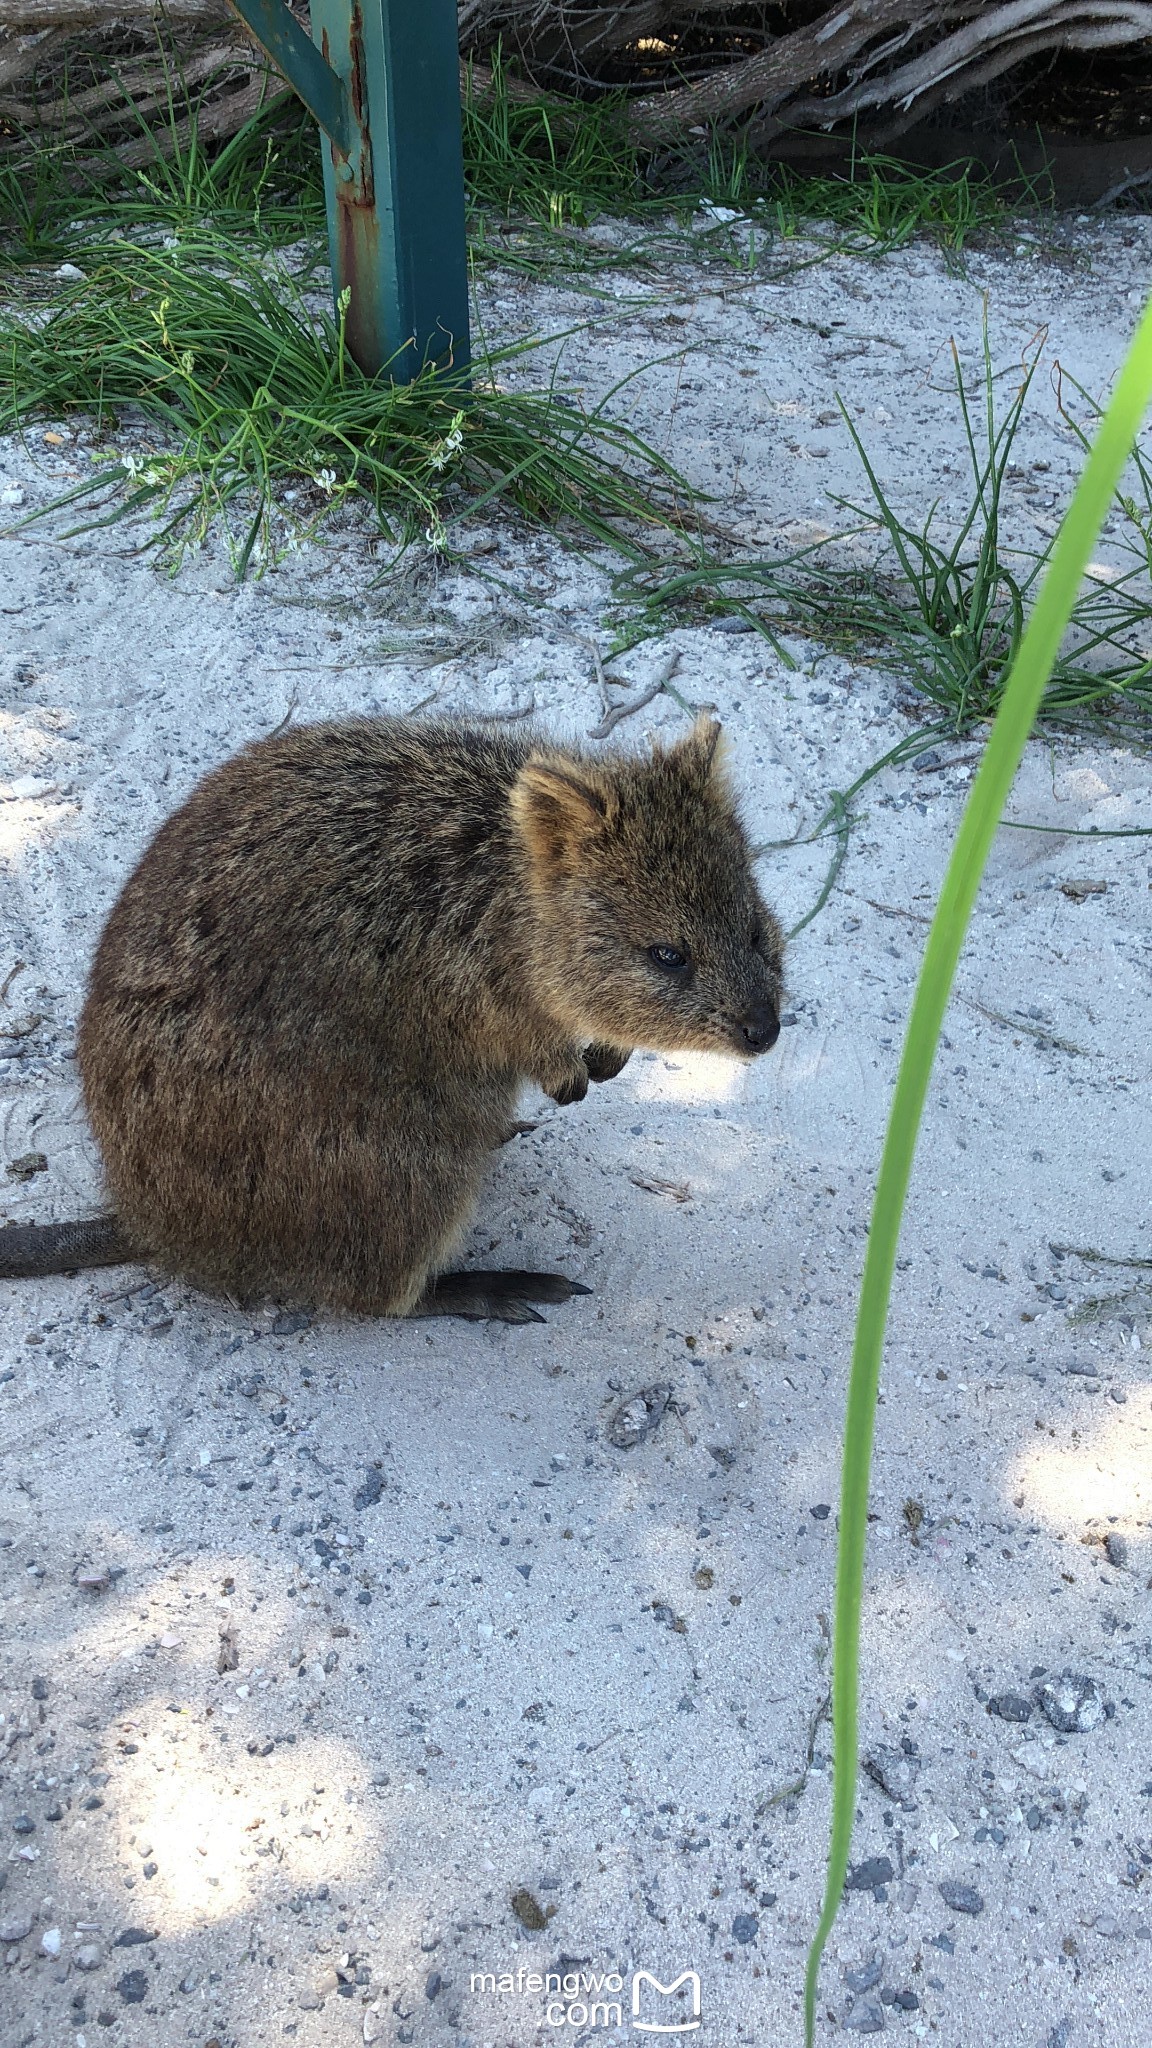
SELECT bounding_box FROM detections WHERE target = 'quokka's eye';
[648,943,690,975]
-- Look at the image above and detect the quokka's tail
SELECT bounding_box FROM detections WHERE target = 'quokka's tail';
[0,1215,135,1279]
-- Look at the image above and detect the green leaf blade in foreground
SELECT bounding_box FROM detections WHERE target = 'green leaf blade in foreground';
[804,294,1152,2047]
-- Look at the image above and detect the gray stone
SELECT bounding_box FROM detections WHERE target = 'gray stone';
[0,1914,33,1943]
[844,1958,882,1994]
[731,1913,759,1945]
[843,1995,886,2032]
[938,1881,984,1916]
[1104,1533,1129,1568]
[74,1944,102,1972]
[988,1692,1031,1723]
[353,1468,386,1512]
[845,1856,895,1893]
[1035,1672,1105,1734]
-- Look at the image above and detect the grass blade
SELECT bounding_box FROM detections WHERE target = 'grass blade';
[803,294,1152,2045]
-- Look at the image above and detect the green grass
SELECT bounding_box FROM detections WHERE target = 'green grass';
[804,290,1152,2045]
[1,47,1047,271]
[0,237,690,574]
[461,58,637,229]
[0,53,1060,570]
[613,319,1152,739]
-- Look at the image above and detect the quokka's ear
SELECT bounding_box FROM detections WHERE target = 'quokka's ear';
[667,714,730,789]
[510,755,615,874]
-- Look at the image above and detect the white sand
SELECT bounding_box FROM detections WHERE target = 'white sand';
[1,213,1150,2048]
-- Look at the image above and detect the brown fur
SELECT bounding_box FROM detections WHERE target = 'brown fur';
[57,714,783,1314]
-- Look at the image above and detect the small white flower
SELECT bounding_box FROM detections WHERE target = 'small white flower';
[428,411,466,472]
[316,467,338,495]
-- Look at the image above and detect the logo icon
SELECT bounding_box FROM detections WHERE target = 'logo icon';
[632,1969,702,2033]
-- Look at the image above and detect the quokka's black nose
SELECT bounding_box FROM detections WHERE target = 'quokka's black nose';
[740,1000,780,1052]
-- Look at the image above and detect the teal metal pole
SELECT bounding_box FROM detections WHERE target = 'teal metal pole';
[227,0,470,382]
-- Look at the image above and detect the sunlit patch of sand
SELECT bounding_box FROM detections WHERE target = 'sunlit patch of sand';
[1006,1398,1152,1536]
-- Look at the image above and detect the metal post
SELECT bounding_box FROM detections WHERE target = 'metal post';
[227,0,470,383]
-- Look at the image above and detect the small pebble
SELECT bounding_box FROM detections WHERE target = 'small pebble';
[843,1995,885,2033]
[353,1468,386,1511]
[1104,1532,1129,1568]
[844,1958,881,1993]
[5,1151,47,1182]
[12,1816,35,1835]
[844,1856,895,1893]
[1035,1672,1105,1733]
[988,1692,1031,1723]
[115,1969,147,2004]
[39,1927,61,1958]
[0,1914,34,1943]
[731,1912,758,1945]
[271,1308,311,1334]
[938,1880,984,1915]
[75,1944,102,1971]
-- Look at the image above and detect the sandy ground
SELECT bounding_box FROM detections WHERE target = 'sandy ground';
[1,211,1151,2048]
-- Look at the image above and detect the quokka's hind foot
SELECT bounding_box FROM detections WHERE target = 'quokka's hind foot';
[0,1214,135,1279]
[409,1269,592,1324]
[497,1120,539,1146]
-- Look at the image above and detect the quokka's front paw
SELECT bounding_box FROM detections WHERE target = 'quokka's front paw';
[583,1041,632,1083]
[544,1057,590,1106]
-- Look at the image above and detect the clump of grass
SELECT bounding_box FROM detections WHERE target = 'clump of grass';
[0,88,323,266]
[0,237,690,575]
[462,55,638,228]
[615,319,1152,738]
[1,42,1047,277]
[748,150,1049,256]
[828,324,1152,730]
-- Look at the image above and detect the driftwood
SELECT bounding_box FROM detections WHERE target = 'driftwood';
[2,0,1151,158]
